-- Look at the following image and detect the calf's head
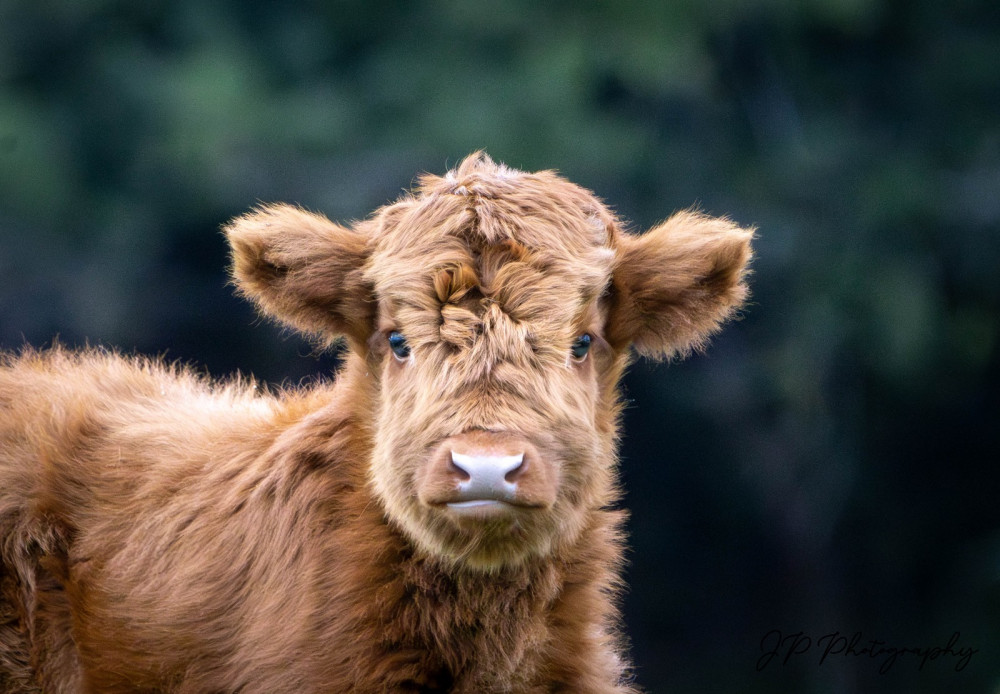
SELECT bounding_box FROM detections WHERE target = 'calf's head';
[226,153,753,571]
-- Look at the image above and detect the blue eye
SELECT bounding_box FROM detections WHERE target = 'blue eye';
[387,331,411,360]
[570,334,592,361]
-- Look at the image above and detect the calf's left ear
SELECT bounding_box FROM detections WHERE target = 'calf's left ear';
[225,204,374,345]
[608,210,754,360]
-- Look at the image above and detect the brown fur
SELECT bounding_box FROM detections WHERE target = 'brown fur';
[0,153,753,693]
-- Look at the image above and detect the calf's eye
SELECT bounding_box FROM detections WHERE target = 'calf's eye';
[570,334,592,361]
[388,331,411,361]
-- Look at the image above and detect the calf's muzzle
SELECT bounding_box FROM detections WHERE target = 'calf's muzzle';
[417,430,558,516]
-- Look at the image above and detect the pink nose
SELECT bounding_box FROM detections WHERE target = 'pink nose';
[417,430,557,511]
[449,451,525,501]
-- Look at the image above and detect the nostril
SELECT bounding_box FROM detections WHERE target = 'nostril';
[448,457,471,481]
[504,457,526,483]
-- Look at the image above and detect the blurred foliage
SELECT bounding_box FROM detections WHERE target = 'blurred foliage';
[1,0,999,692]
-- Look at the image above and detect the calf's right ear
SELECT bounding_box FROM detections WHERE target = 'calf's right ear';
[225,204,374,345]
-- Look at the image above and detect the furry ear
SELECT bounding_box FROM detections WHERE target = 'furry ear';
[607,210,754,360]
[225,204,373,345]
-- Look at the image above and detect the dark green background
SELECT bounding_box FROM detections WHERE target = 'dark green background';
[2,1,998,691]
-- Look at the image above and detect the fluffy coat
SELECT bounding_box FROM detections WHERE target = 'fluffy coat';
[0,153,753,693]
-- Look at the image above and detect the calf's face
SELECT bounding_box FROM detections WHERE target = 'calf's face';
[226,154,753,571]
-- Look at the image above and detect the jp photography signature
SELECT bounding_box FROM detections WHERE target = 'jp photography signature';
[757,630,978,675]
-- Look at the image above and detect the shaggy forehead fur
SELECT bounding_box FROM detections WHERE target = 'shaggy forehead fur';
[363,153,617,357]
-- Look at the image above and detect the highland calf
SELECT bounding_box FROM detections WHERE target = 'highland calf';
[0,154,753,693]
